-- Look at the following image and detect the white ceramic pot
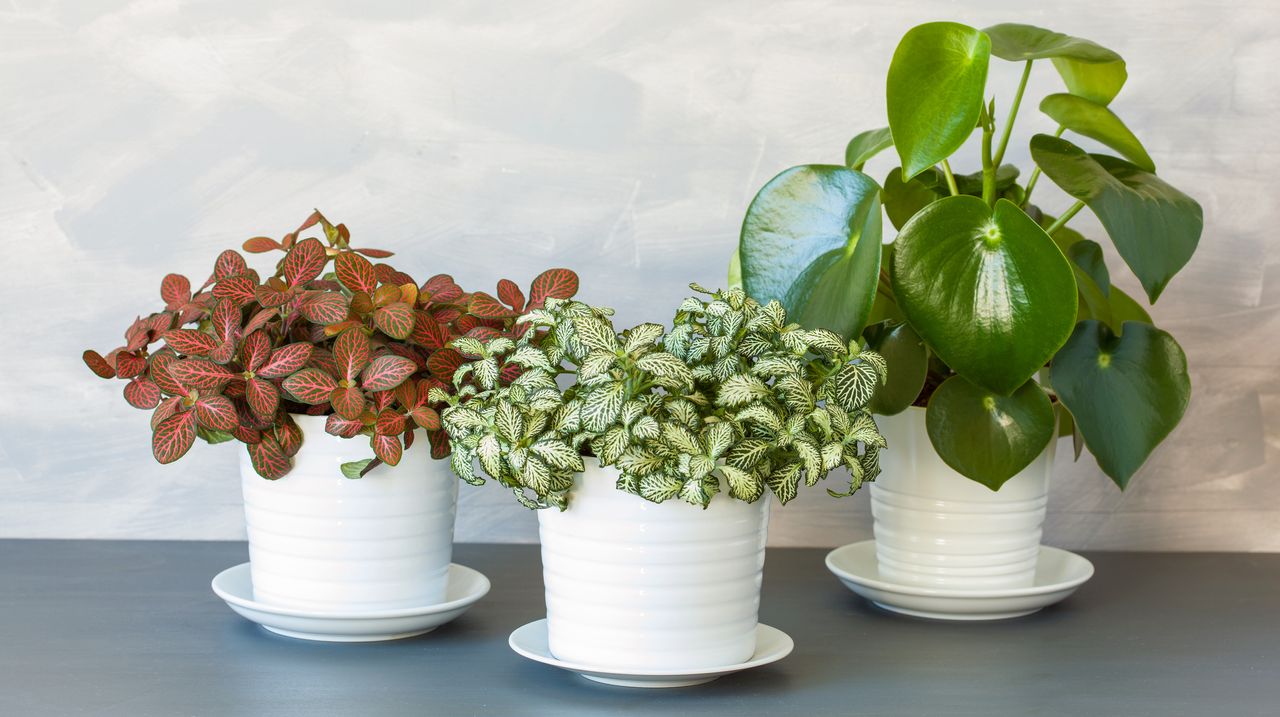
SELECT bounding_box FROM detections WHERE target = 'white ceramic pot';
[538,464,770,671]
[870,407,1053,591]
[240,414,459,612]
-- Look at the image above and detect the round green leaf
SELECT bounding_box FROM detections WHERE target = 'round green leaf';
[740,165,882,340]
[1050,320,1190,487]
[887,22,991,179]
[983,23,1127,105]
[891,195,1078,395]
[865,322,928,415]
[882,168,941,231]
[1031,134,1203,303]
[925,375,1055,490]
[845,127,894,170]
[1040,93,1154,171]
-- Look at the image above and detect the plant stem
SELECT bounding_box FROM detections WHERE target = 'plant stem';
[1021,125,1065,208]
[940,160,960,196]
[1044,200,1086,235]
[993,60,1033,167]
[981,123,996,207]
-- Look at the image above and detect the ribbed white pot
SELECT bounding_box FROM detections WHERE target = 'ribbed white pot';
[240,414,459,612]
[538,464,770,670]
[870,407,1054,591]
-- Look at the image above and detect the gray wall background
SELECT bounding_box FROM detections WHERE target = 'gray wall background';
[3,0,1276,550]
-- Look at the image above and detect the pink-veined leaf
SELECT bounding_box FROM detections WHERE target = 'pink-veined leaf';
[369,388,395,412]
[232,423,262,444]
[422,274,463,302]
[243,307,277,335]
[282,368,338,404]
[213,249,248,280]
[427,349,464,382]
[167,358,234,391]
[209,299,241,342]
[353,247,394,258]
[160,274,191,310]
[240,331,270,371]
[403,427,416,451]
[123,378,162,409]
[528,268,580,306]
[427,428,450,460]
[115,351,146,379]
[83,349,116,379]
[373,264,414,287]
[499,361,524,385]
[323,319,363,338]
[497,279,526,312]
[147,351,185,394]
[431,307,462,324]
[152,411,197,464]
[275,415,304,457]
[372,284,402,308]
[335,252,377,294]
[194,395,238,431]
[468,291,514,319]
[375,408,404,436]
[306,347,341,379]
[254,282,293,308]
[374,303,414,340]
[242,236,280,253]
[465,326,501,342]
[300,292,349,325]
[208,340,236,365]
[410,311,449,349]
[410,406,441,430]
[325,413,365,438]
[333,328,371,380]
[330,386,366,420]
[360,355,417,392]
[150,396,182,430]
[246,378,280,419]
[247,436,291,479]
[213,275,257,306]
[371,433,403,466]
[257,343,314,379]
[283,237,327,287]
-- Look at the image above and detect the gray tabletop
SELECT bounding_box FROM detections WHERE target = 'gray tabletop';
[1,541,1277,716]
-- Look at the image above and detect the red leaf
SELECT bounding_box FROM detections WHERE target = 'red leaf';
[369,388,395,411]
[247,436,291,479]
[403,427,416,451]
[528,268,580,306]
[455,314,482,334]
[151,396,183,430]
[334,252,377,294]
[160,273,191,310]
[152,411,197,464]
[374,303,414,340]
[83,350,116,378]
[258,343,314,379]
[210,299,241,343]
[232,424,263,444]
[254,282,294,308]
[410,311,449,349]
[208,340,237,365]
[497,279,526,312]
[146,313,175,339]
[243,307,277,335]
[306,347,341,379]
[213,249,248,280]
[275,416,304,457]
[242,236,281,253]
[168,358,234,391]
[427,349,464,382]
[115,351,147,379]
[468,291,515,319]
[194,395,238,431]
[147,350,185,394]
[246,378,280,419]
[164,329,217,356]
[353,247,394,258]
[330,386,366,420]
[393,381,417,410]
[375,408,404,436]
[333,328,371,380]
[360,355,417,392]
[427,428,450,460]
[371,433,403,466]
[373,264,414,287]
[213,275,257,306]
[422,274,463,302]
[465,326,501,342]
[123,378,162,409]
[282,368,338,404]
[125,321,150,351]
[325,413,365,438]
[499,361,524,385]
[241,331,271,371]
[410,406,441,430]
[283,237,327,287]
[300,292,349,325]
[431,307,462,324]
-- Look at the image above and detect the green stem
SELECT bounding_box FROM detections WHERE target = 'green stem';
[993,60,1033,167]
[940,160,960,196]
[1044,200,1086,235]
[981,124,996,207]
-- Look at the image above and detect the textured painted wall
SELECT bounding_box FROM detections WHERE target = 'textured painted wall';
[2,0,1276,549]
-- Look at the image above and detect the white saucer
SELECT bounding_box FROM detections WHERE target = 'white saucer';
[508,620,793,688]
[826,540,1094,621]
[211,562,490,642]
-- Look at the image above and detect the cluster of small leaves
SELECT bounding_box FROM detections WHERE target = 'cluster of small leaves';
[84,210,580,480]
[436,284,887,510]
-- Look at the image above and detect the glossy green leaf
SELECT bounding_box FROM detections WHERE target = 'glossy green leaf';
[983,23,1127,105]
[891,195,1078,395]
[1068,239,1111,296]
[882,168,941,230]
[864,322,928,415]
[1040,93,1154,171]
[1051,320,1190,487]
[925,375,1055,490]
[741,165,882,339]
[1072,264,1113,329]
[887,22,991,179]
[1031,134,1203,303]
[845,127,894,170]
[727,249,742,290]
[1109,285,1152,329]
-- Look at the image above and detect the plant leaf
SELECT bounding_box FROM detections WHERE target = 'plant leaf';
[213,249,248,280]
[887,22,991,179]
[427,349,464,382]
[497,279,526,312]
[845,127,894,170]
[468,292,515,319]
[257,343,314,379]
[152,411,197,464]
[410,406,441,430]
[247,436,291,479]
[374,302,414,339]
[1051,320,1189,487]
[1040,93,1154,171]
[528,268,579,306]
[983,23,1127,105]
[865,322,928,415]
[168,358,235,391]
[83,349,116,379]
[282,368,339,404]
[341,459,375,479]
[361,355,418,392]
[891,196,1077,395]
[326,413,365,438]
[926,374,1055,490]
[372,433,403,466]
[163,329,218,357]
[194,395,238,431]
[242,236,281,253]
[1030,134,1202,303]
[300,292,349,325]
[282,237,327,286]
[333,328,371,380]
[246,378,280,418]
[160,273,191,309]
[123,378,162,409]
[335,251,377,294]
[410,311,449,349]
[882,167,942,231]
[330,386,366,420]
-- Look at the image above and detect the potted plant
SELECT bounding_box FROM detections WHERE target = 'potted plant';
[83,210,580,612]
[435,285,886,671]
[737,22,1201,590]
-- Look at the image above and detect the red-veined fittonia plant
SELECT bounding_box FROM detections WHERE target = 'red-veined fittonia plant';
[84,210,581,480]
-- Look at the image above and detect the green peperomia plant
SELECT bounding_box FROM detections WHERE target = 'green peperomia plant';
[736,22,1201,490]
[433,285,888,509]
[83,210,580,480]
